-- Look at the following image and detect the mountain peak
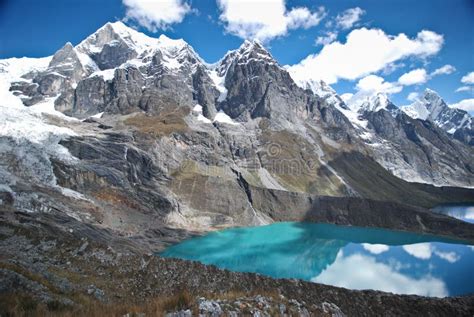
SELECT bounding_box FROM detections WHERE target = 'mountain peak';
[157,34,188,50]
[349,92,398,115]
[105,20,131,33]
[402,88,472,138]
[422,88,443,103]
[423,87,439,96]
[420,88,446,112]
[238,39,270,57]
[213,39,274,67]
[213,39,276,76]
[241,39,263,48]
[76,21,158,56]
[49,41,81,70]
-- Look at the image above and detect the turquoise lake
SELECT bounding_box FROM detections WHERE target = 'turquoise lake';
[161,221,474,297]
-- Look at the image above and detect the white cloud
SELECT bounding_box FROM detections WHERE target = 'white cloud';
[315,31,337,46]
[403,243,463,263]
[344,75,402,109]
[398,65,454,87]
[312,251,448,297]
[450,99,474,112]
[357,75,402,94]
[407,92,419,101]
[216,0,326,42]
[314,7,365,48]
[123,0,191,31]
[456,86,473,93]
[286,7,326,29]
[398,68,428,86]
[461,71,474,84]
[431,64,456,76]
[362,243,389,254]
[382,62,405,75]
[288,28,444,84]
[403,243,432,259]
[340,93,354,103]
[336,7,366,30]
[434,251,460,263]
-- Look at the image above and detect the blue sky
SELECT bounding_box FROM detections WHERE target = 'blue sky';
[1,0,473,109]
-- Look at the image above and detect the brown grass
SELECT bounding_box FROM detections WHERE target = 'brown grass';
[0,288,286,317]
[124,108,189,138]
[256,128,347,196]
[0,284,315,317]
[0,290,196,317]
[0,262,61,295]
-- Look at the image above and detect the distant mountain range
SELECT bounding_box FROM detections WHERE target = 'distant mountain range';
[402,89,473,145]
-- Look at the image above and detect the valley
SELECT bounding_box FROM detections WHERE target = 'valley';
[0,21,473,316]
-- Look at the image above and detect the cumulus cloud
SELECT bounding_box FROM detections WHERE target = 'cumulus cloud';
[362,243,390,254]
[287,28,444,84]
[315,7,365,50]
[403,243,433,259]
[431,64,456,76]
[336,7,366,30]
[450,99,474,112]
[398,65,454,87]
[286,6,326,29]
[403,243,463,263]
[340,93,353,103]
[398,68,428,86]
[315,31,337,46]
[461,71,474,84]
[456,86,474,93]
[434,251,460,263]
[343,75,402,109]
[407,92,419,101]
[123,0,191,31]
[216,0,326,42]
[357,75,402,94]
[312,251,448,297]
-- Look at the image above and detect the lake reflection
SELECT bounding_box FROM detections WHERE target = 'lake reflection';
[161,222,474,297]
[432,204,474,223]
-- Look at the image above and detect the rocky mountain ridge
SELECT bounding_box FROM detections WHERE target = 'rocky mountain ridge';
[402,89,473,145]
[295,87,473,187]
[1,21,473,232]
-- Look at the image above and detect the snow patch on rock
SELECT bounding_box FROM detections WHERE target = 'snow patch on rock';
[192,104,212,124]
[208,70,228,102]
[214,111,239,125]
[89,68,115,81]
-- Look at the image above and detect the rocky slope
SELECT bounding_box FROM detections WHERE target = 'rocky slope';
[1,209,473,317]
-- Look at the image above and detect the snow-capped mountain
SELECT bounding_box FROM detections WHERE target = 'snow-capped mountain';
[402,89,473,144]
[290,84,473,186]
[287,74,348,111]
[8,21,208,117]
[76,21,204,71]
[0,21,473,232]
[347,93,399,115]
